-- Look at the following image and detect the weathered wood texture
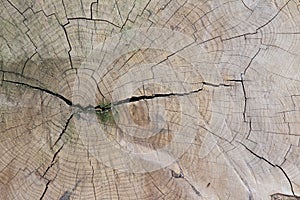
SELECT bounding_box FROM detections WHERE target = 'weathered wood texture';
[1,0,300,199]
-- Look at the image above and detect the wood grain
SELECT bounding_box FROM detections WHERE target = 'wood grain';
[1,0,300,199]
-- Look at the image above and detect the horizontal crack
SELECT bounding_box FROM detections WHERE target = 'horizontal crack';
[3,80,73,106]
[271,193,300,199]
[202,81,232,87]
[94,87,203,111]
[3,78,204,114]
[4,78,205,116]
[67,17,122,28]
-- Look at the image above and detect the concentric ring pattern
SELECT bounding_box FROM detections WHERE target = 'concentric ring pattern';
[1,0,300,199]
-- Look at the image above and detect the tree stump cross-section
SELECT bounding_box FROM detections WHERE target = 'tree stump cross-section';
[1,0,300,199]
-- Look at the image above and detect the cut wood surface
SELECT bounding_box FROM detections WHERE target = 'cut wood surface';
[1,0,300,199]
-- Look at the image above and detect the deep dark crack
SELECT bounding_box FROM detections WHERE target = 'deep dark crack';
[3,80,73,106]
[240,143,298,197]
[52,114,74,149]
[271,193,300,200]
[203,81,231,87]
[240,73,248,122]
[39,180,51,200]
[95,87,203,111]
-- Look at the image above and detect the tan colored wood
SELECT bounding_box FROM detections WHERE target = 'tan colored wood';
[1,0,300,199]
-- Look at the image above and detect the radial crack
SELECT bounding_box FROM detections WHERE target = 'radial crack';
[39,180,51,200]
[182,177,202,197]
[3,80,73,106]
[244,48,261,75]
[240,143,298,197]
[42,144,64,178]
[222,0,291,41]
[61,23,74,69]
[95,87,203,111]
[52,114,74,148]
[240,73,247,122]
